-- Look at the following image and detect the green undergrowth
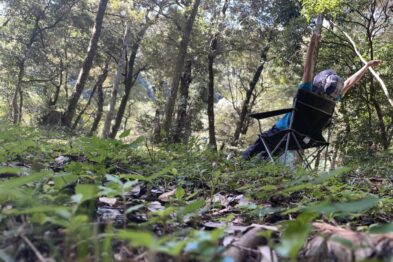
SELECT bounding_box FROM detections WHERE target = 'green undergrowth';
[1,123,393,261]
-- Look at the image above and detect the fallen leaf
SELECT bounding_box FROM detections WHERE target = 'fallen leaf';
[97,207,122,221]
[55,156,70,164]
[99,197,117,206]
[147,201,164,212]
[158,189,176,202]
[131,184,141,196]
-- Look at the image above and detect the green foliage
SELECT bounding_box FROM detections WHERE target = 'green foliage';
[1,123,393,260]
[300,0,343,20]
[276,212,318,260]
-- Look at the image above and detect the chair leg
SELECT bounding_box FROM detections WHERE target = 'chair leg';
[296,150,312,169]
[283,133,291,164]
[259,136,274,162]
[291,134,312,169]
[307,146,327,170]
[271,135,288,156]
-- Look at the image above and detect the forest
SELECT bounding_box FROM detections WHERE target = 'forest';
[0,0,393,261]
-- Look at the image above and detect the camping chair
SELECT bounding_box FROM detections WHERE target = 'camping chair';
[249,89,336,169]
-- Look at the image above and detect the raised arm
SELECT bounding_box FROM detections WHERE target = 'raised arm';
[342,60,381,95]
[302,33,321,83]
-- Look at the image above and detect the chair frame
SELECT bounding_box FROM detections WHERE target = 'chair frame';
[249,89,336,169]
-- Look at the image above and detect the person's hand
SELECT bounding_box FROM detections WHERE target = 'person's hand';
[367,60,381,67]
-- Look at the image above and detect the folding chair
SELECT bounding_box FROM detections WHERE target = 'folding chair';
[249,89,336,169]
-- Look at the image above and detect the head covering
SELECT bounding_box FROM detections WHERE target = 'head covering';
[312,69,344,99]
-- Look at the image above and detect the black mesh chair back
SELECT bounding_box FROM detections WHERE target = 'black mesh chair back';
[291,89,336,141]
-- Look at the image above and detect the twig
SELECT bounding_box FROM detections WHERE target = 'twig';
[21,235,47,262]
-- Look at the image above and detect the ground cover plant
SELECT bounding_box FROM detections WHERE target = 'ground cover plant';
[2,124,393,261]
[0,0,392,260]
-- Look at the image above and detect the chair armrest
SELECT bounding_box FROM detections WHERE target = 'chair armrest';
[249,108,293,120]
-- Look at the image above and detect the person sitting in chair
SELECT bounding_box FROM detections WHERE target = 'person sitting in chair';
[242,33,381,160]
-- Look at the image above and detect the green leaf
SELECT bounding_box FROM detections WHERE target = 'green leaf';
[118,230,156,249]
[0,170,52,188]
[3,205,69,216]
[313,167,351,184]
[176,187,185,200]
[119,129,131,138]
[369,223,393,234]
[53,173,79,189]
[105,174,123,185]
[276,212,317,259]
[259,185,277,191]
[300,0,343,20]
[128,136,145,148]
[178,199,205,216]
[156,239,187,256]
[0,167,21,176]
[330,236,355,250]
[75,184,98,203]
[305,196,379,215]
[126,204,144,214]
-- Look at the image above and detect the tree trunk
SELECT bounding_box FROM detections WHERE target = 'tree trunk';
[12,61,25,124]
[109,24,149,139]
[207,36,218,149]
[172,59,192,143]
[62,0,108,127]
[162,0,201,136]
[232,50,267,145]
[371,96,389,149]
[89,73,105,136]
[49,65,64,107]
[72,62,109,130]
[102,22,131,138]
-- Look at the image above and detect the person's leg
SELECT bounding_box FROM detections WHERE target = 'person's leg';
[241,137,265,160]
[242,126,279,160]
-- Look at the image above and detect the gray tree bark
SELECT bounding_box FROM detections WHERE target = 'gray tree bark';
[89,75,105,137]
[102,22,131,138]
[172,59,192,143]
[207,35,218,149]
[109,24,149,139]
[62,0,108,127]
[72,62,109,130]
[162,0,201,136]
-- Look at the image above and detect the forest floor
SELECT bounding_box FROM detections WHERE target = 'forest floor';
[1,123,393,261]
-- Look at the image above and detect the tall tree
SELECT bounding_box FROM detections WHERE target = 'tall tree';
[207,35,218,149]
[102,21,130,138]
[205,0,229,149]
[172,59,192,143]
[62,0,108,127]
[108,21,150,139]
[72,60,109,130]
[89,75,105,136]
[162,0,201,137]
